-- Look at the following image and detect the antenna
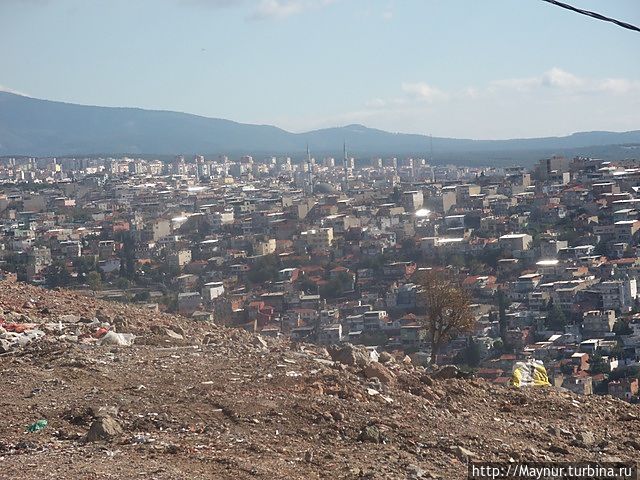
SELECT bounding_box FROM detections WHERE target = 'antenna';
[343,140,349,191]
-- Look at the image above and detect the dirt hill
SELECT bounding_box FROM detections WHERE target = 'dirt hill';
[0,279,638,479]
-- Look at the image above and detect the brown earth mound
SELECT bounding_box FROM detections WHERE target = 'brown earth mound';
[1,280,638,479]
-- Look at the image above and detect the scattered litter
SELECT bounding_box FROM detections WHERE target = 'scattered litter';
[26,419,48,433]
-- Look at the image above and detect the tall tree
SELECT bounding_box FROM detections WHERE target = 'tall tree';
[414,270,475,364]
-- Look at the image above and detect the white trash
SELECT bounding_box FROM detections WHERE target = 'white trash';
[99,331,136,346]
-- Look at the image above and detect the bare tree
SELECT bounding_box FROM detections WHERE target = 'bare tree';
[414,270,475,364]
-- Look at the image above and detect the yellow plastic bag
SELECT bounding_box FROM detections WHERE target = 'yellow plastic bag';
[511,360,550,387]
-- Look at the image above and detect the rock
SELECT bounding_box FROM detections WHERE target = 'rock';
[420,374,434,386]
[327,344,369,367]
[58,314,81,323]
[252,336,268,349]
[91,405,120,418]
[165,444,180,454]
[626,440,640,450]
[410,352,430,366]
[171,324,185,336]
[432,365,460,380]
[452,445,477,462]
[358,425,382,443]
[330,410,344,422]
[304,450,314,463]
[84,416,123,442]
[547,444,570,455]
[113,315,129,330]
[402,355,412,365]
[165,329,184,341]
[618,412,638,421]
[363,362,395,384]
[0,338,12,353]
[601,456,623,463]
[572,431,595,447]
[378,351,395,364]
[202,332,218,345]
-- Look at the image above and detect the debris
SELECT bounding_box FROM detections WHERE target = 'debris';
[26,419,48,433]
[511,360,550,387]
[98,331,135,347]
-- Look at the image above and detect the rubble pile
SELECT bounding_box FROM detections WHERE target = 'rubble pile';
[1,280,639,479]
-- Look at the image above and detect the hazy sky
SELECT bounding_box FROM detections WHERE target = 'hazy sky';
[1,0,639,139]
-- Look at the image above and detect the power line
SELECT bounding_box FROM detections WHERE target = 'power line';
[540,0,640,33]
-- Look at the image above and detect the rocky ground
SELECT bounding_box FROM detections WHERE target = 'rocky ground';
[1,279,639,479]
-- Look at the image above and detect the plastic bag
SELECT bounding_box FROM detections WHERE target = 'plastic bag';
[511,359,550,387]
[27,419,48,433]
[98,331,135,346]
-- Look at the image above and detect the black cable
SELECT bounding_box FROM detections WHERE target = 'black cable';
[540,0,640,33]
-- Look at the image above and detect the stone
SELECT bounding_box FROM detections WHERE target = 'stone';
[0,338,12,353]
[252,336,268,349]
[572,431,595,447]
[618,412,638,421]
[410,352,431,366]
[358,425,381,443]
[432,365,460,380]
[363,362,395,384]
[84,416,123,442]
[327,344,369,367]
[171,324,185,336]
[378,351,395,364]
[330,410,344,422]
[420,374,434,386]
[452,445,477,462]
[547,444,570,455]
[165,329,184,341]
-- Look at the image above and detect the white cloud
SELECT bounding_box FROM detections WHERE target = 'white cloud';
[401,82,448,102]
[180,0,336,19]
[488,67,640,97]
[248,0,336,20]
[541,67,583,88]
[330,68,640,138]
[598,78,640,95]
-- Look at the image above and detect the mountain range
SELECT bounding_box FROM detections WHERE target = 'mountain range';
[1,91,639,165]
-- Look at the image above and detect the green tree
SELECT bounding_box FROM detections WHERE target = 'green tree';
[115,277,131,290]
[545,303,567,331]
[247,254,281,284]
[588,353,610,374]
[456,338,482,367]
[87,271,102,291]
[44,260,72,288]
[117,232,137,280]
[614,319,633,336]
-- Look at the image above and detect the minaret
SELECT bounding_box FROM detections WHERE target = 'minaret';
[306,143,313,194]
[343,141,349,191]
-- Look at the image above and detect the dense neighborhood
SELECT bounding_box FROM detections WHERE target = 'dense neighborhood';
[2,152,640,401]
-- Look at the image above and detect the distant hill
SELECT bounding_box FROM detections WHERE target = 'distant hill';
[1,91,639,165]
